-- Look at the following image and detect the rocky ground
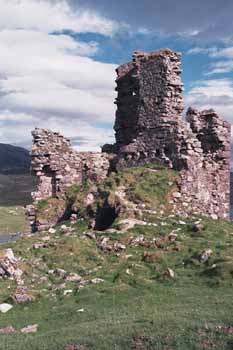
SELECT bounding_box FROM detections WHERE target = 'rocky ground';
[0,165,233,349]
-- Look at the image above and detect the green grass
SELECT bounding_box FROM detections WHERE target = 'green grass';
[0,174,36,206]
[0,165,233,349]
[0,216,233,349]
[0,206,29,234]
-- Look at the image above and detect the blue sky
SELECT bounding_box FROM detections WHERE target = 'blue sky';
[0,0,232,150]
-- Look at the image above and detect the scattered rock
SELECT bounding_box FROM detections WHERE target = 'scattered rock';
[61,225,72,235]
[113,242,126,252]
[54,283,66,291]
[66,273,82,282]
[117,218,146,231]
[77,308,84,313]
[33,242,49,250]
[84,232,96,240]
[178,220,186,225]
[0,326,16,334]
[199,249,213,263]
[164,268,175,279]
[42,236,51,242]
[11,287,34,304]
[48,228,56,234]
[98,237,112,252]
[21,324,38,334]
[168,231,178,242]
[63,290,73,296]
[192,223,205,233]
[77,279,89,290]
[0,249,23,285]
[216,325,233,334]
[54,268,67,279]
[130,235,145,247]
[70,214,78,223]
[66,343,88,350]
[173,192,182,198]
[91,278,104,284]
[0,303,13,313]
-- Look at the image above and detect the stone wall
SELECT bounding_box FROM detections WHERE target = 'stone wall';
[114,49,231,219]
[31,128,111,202]
[27,128,111,230]
[28,48,231,228]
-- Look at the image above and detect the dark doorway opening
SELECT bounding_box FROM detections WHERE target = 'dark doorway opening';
[94,206,118,231]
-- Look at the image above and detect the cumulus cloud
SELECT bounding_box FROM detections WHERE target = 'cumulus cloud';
[187,47,218,55]
[0,0,119,150]
[0,0,119,36]
[0,110,115,151]
[185,79,233,122]
[187,45,233,75]
[70,0,233,42]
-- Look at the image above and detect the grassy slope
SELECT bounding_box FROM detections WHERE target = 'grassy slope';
[0,174,36,207]
[0,166,233,349]
[0,206,29,235]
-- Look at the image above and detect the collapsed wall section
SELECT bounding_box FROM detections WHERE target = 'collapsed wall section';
[175,108,231,219]
[27,128,111,230]
[114,49,231,219]
[31,128,111,202]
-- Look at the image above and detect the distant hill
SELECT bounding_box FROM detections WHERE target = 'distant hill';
[0,143,30,174]
[0,144,36,206]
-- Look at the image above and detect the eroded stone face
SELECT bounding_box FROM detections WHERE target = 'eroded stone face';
[31,128,111,202]
[28,128,112,230]
[114,49,231,220]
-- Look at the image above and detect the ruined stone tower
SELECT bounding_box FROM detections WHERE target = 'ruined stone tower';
[114,49,186,168]
[114,49,231,219]
[28,48,231,227]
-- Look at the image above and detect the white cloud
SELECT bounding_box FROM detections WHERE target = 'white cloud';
[186,79,233,122]
[207,60,233,75]
[0,110,114,151]
[0,0,118,150]
[187,45,233,75]
[187,47,218,55]
[0,0,119,36]
[210,47,233,59]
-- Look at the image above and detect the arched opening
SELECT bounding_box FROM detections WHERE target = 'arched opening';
[94,205,118,231]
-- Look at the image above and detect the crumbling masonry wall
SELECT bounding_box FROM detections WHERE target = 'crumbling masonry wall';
[114,49,231,219]
[28,48,231,229]
[30,128,111,202]
[27,128,111,230]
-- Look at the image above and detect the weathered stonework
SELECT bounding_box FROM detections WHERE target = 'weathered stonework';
[31,128,111,202]
[28,128,111,230]
[114,49,231,219]
[28,48,231,230]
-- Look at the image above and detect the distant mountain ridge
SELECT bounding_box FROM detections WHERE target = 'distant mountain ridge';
[0,143,30,174]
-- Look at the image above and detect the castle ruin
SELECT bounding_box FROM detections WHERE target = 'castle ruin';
[113,49,231,219]
[27,48,231,229]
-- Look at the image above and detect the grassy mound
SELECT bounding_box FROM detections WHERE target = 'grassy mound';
[36,163,178,229]
[0,165,233,349]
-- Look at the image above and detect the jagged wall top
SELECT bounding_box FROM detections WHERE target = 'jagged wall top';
[114,48,231,219]
[31,128,111,203]
[28,48,231,226]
